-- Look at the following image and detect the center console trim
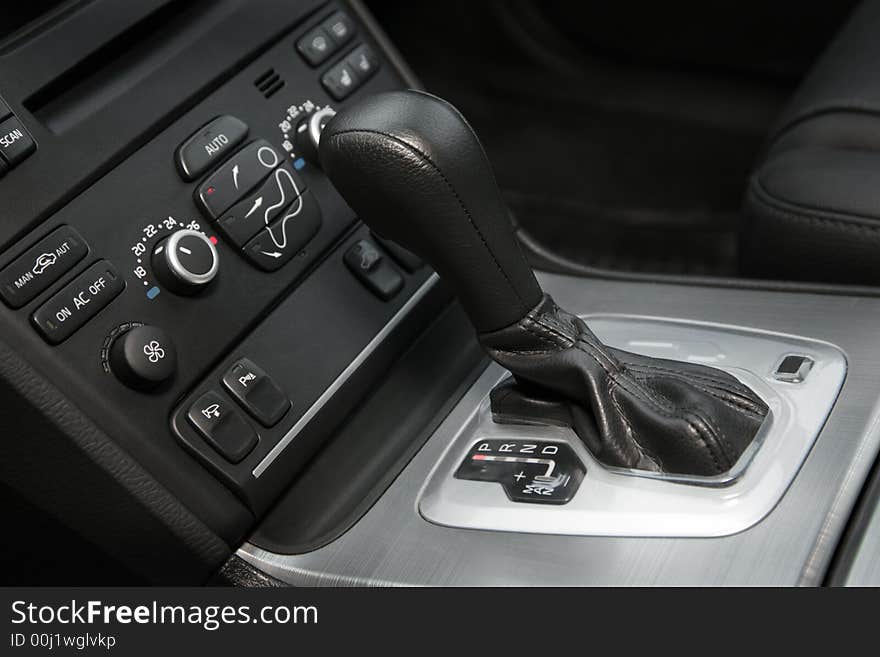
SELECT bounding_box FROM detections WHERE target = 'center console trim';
[418,316,846,538]
[252,272,439,477]
[237,272,880,585]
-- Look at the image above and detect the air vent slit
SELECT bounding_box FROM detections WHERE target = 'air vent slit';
[254,69,284,98]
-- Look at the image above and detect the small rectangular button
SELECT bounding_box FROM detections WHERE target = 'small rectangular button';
[321,61,359,100]
[371,233,422,272]
[176,115,249,181]
[195,140,281,219]
[223,358,290,427]
[32,261,124,344]
[0,96,10,121]
[322,11,356,46]
[242,190,322,271]
[344,240,404,300]
[0,116,36,166]
[773,355,813,383]
[0,226,89,308]
[346,44,379,82]
[296,26,336,66]
[187,391,258,463]
[216,165,307,247]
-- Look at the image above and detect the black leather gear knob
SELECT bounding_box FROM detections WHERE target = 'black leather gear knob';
[320,89,769,478]
[319,90,542,333]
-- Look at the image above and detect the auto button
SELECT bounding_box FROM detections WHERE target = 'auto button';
[176,115,248,181]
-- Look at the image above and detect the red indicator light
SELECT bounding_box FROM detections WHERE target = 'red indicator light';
[206,186,216,195]
[209,236,218,245]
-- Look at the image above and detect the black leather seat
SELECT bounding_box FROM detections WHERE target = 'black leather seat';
[743,0,880,284]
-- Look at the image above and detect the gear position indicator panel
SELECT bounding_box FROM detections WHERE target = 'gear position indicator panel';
[455,439,585,504]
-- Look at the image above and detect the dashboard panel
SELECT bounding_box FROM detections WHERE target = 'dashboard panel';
[0,0,436,574]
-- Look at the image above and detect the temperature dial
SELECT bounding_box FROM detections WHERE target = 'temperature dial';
[296,106,336,164]
[152,229,218,295]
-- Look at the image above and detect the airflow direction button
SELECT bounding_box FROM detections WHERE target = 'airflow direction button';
[195,140,281,219]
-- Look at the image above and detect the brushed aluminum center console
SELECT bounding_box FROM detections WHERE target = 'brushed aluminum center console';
[239,272,880,586]
[420,316,845,538]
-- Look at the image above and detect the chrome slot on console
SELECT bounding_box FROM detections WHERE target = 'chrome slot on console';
[419,315,846,538]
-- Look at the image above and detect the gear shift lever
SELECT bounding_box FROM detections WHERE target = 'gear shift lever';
[319,90,541,332]
[320,90,768,477]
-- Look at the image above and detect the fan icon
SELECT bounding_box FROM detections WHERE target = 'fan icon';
[143,340,165,363]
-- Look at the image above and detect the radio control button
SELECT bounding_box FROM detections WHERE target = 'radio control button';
[0,115,36,167]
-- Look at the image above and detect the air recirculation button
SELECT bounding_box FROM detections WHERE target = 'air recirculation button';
[109,325,177,390]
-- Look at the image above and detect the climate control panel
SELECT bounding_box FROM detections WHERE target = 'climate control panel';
[0,3,430,522]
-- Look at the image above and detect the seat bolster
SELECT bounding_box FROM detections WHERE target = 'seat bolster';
[744,147,880,282]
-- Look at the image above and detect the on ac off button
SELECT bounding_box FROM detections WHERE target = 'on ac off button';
[31,261,125,344]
